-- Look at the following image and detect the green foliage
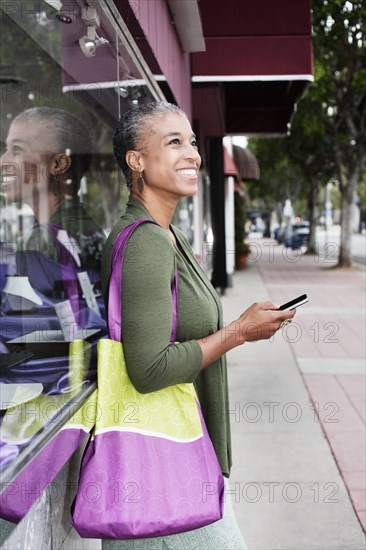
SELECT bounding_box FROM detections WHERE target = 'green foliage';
[310,0,366,177]
[247,0,366,237]
[358,171,366,209]
[246,137,306,222]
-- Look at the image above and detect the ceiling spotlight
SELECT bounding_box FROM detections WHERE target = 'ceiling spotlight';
[79,27,109,57]
[115,82,141,103]
[81,6,100,28]
[79,6,108,57]
[117,86,129,99]
[79,25,109,57]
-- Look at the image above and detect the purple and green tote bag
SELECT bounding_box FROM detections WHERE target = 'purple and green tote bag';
[71,219,224,539]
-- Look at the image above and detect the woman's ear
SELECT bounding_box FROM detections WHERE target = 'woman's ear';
[48,153,72,176]
[125,150,143,173]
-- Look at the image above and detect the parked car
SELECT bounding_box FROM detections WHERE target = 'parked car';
[275,221,310,249]
[293,221,310,242]
[288,221,310,249]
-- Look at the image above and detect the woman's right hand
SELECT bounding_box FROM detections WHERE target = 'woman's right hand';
[198,301,296,370]
[234,301,296,343]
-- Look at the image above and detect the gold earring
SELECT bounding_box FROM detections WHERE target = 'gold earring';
[137,171,144,193]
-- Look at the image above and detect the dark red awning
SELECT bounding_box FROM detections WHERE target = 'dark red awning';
[232,146,260,181]
[191,0,313,135]
[192,36,313,79]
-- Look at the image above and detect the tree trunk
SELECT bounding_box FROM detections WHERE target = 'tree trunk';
[338,172,359,267]
[338,191,353,267]
[335,142,366,268]
[306,176,319,254]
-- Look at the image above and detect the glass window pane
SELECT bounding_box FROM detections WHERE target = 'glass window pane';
[0,0,161,492]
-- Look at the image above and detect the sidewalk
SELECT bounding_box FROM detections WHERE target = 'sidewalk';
[220,237,366,550]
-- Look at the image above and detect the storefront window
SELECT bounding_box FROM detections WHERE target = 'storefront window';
[0,0,163,505]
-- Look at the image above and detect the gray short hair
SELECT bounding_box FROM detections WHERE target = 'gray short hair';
[14,107,91,196]
[113,102,186,190]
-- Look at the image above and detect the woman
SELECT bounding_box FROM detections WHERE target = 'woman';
[1,107,105,291]
[102,102,295,549]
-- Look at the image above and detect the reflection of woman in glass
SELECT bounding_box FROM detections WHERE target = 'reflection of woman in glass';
[0,107,105,295]
[1,107,104,278]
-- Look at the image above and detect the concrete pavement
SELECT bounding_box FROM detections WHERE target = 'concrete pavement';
[221,236,366,550]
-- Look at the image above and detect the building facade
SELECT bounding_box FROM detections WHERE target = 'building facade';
[0,1,312,547]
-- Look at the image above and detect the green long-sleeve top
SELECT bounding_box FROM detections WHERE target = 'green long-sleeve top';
[101,198,232,477]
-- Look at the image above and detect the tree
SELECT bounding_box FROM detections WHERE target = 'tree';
[282,77,335,254]
[248,1,366,264]
[311,0,366,266]
[247,138,306,230]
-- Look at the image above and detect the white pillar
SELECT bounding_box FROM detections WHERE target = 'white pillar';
[192,171,204,262]
[223,137,235,286]
[225,176,235,284]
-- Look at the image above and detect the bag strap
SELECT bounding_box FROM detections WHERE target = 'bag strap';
[44,222,82,321]
[45,222,81,268]
[108,218,178,343]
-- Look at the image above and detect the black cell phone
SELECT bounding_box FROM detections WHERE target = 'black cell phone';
[278,294,308,311]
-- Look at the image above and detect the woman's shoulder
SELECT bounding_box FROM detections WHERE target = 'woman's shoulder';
[108,199,171,243]
[103,212,174,274]
[101,215,175,293]
[108,214,173,248]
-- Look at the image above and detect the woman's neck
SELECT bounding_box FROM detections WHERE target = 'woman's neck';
[130,190,177,231]
[33,192,65,224]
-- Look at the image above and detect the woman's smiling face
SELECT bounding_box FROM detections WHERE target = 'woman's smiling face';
[136,112,201,200]
[0,119,53,204]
